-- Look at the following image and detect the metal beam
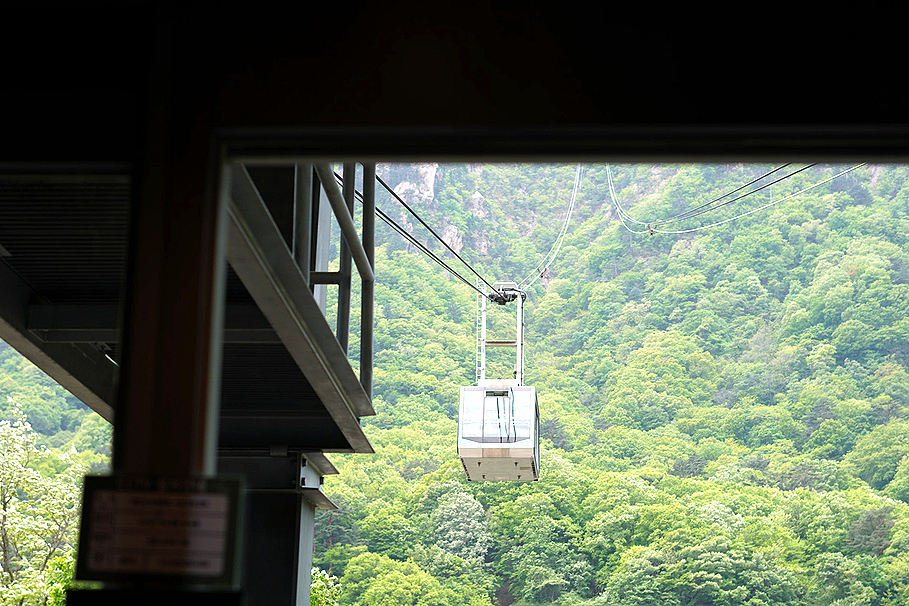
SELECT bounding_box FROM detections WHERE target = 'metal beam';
[309,271,345,285]
[292,164,312,284]
[0,260,116,421]
[335,163,355,353]
[28,304,120,344]
[107,23,229,478]
[226,164,373,453]
[216,451,333,606]
[360,163,375,399]
[27,303,282,344]
[312,163,374,284]
[485,339,518,347]
[224,126,909,165]
[218,412,351,452]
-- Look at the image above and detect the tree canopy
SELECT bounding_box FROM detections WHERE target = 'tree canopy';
[317,163,909,605]
[5,162,909,605]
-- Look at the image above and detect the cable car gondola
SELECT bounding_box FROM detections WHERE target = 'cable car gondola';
[458,282,540,481]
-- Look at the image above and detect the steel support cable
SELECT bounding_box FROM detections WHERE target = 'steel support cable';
[650,164,866,234]
[341,174,489,296]
[605,165,651,234]
[606,163,806,229]
[650,163,817,227]
[336,173,492,299]
[518,164,582,289]
[606,163,833,234]
[376,207,488,295]
[374,173,502,296]
[648,163,793,226]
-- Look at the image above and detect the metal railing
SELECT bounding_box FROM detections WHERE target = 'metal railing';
[310,163,375,399]
[231,161,375,401]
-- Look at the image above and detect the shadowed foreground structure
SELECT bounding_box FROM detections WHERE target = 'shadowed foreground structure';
[1,6,907,604]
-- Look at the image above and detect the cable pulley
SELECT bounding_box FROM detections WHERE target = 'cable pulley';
[488,286,522,306]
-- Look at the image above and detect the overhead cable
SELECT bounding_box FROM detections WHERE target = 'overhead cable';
[648,163,794,226]
[374,174,502,296]
[606,165,651,234]
[376,206,488,295]
[606,163,810,229]
[606,164,865,235]
[335,173,493,299]
[649,163,817,227]
[518,164,582,289]
[650,164,865,234]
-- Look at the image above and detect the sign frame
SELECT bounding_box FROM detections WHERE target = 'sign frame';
[75,474,242,589]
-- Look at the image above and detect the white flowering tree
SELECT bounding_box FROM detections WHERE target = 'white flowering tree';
[1,403,85,606]
[430,489,490,564]
[310,567,341,606]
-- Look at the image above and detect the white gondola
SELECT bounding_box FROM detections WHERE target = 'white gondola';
[458,282,540,481]
[458,384,540,481]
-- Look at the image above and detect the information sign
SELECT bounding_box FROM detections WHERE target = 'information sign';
[75,475,241,588]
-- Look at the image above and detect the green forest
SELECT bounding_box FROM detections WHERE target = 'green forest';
[4,162,909,605]
[0,340,110,604]
[316,163,909,606]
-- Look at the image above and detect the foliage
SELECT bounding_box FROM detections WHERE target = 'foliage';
[311,567,342,606]
[0,343,111,603]
[9,162,909,604]
[316,163,909,605]
[0,403,86,605]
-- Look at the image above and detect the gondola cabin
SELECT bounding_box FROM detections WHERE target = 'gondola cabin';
[458,281,540,481]
[458,383,540,481]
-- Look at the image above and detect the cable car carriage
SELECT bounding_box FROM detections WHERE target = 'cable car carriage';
[458,384,539,481]
[458,282,540,481]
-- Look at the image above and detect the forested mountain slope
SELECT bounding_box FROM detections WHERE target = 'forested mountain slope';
[0,342,111,603]
[318,163,909,606]
[3,163,909,605]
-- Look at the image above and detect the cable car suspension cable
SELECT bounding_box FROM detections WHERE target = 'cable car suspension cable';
[650,164,865,234]
[606,163,803,228]
[606,163,865,235]
[606,166,652,234]
[374,174,503,296]
[606,163,804,233]
[650,163,817,227]
[648,163,795,226]
[518,164,582,290]
[336,173,494,299]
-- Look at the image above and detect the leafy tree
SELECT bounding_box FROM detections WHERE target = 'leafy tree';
[846,420,909,489]
[846,506,895,556]
[340,551,490,606]
[0,404,85,605]
[313,495,362,570]
[540,417,572,451]
[313,544,365,580]
[310,567,341,606]
[804,418,857,461]
[408,543,496,603]
[777,458,840,492]
[71,414,111,458]
[604,539,802,606]
[810,552,879,606]
[430,488,490,564]
[670,454,707,478]
[356,504,418,561]
[884,455,909,504]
